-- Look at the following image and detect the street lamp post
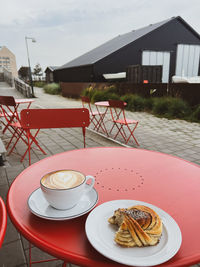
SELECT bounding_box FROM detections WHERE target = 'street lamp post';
[25,36,36,97]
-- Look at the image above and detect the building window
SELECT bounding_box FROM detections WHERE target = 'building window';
[175,44,200,77]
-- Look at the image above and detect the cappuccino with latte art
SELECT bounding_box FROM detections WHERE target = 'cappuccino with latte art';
[40,170,95,210]
[41,170,85,189]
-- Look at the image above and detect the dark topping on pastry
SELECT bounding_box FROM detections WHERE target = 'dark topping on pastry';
[123,209,150,220]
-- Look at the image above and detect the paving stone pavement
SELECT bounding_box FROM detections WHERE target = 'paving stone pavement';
[0,83,200,267]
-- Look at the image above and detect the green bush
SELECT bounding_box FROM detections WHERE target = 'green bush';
[105,85,118,94]
[81,86,97,99]
[33,81,46,88]
[91,90,119,103]
[168,98,191,118]
[144,97,154,111]
[191,105,200,122]
[152,97,170,115]
[43,83,61,95]
[130,95,145,111]
[120,94,134,110]
[152,97,191,119]
[121,94,145,111]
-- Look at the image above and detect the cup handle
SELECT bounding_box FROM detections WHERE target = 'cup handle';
[84,175,95,193]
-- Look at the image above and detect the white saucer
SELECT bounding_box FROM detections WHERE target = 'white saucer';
[28,186,98,220]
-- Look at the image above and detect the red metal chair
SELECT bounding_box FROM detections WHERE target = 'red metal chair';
[0,197,7,248]
[0,96,19,136]
[19,108,90,165]
[0,96,44,160]
[81,96,107,134]
[22,109,89,266]
[108,99,139,145]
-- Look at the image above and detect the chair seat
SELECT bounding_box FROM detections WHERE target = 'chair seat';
[114,118,138,124]
[9,121,21,128]
[91,111,105,116]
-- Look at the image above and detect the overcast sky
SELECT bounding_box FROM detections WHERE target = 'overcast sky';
[1,0,200,73]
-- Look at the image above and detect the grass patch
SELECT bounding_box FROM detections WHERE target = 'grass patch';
[43,83,61,95]
[33,81,46,88]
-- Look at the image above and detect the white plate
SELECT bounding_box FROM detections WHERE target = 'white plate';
[85,200,182,266]
[28,186,98,220]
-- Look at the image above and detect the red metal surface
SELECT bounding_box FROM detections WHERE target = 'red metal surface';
[20,108,90,165]
[20,108,89,129]
[7,147,200,266]
[0,197,7,248]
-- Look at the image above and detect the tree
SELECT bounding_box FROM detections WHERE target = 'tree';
[18,66,30,82]
[33,63,43,80]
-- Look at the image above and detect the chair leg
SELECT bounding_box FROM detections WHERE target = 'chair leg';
[92,114,108,136]
[6,126,19,150]
[90,116,99,130]
[7,128,24,153]
[98,114,108,136]
[21,129,46,164]
[29,241,65,266]
[29,241,32,267]
[82,127,86,148]
[113,124,127,142]
[125,123,139,146]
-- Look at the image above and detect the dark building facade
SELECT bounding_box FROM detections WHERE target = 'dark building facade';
[45,66,58,83]
[54,16,200,83]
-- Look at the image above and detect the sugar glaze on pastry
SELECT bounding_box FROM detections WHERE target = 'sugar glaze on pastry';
[108,205,162,247]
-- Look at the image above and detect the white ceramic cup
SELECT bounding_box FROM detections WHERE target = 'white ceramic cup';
[40,170,95,210]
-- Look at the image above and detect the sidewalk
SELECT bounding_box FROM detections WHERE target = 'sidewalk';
[0,84,199,267]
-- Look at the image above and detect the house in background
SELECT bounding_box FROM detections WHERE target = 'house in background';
[54,16,200,84]
[0,46,18,77]
[45,66,58,83]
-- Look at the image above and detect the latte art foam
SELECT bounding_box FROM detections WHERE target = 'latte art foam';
[41,170,85,189]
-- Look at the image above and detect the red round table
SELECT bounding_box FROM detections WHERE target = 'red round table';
[7,147,200,266]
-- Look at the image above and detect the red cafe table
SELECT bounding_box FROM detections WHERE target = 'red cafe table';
[7,147,200,267]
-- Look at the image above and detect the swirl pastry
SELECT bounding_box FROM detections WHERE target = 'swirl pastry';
[108,205,162,247]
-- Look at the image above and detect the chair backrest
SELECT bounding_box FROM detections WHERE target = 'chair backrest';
[108,99,125,109]
[108,99,126,122]
[0,96,16,107]
[0,197,7,248]
[20,108,90,129]
[81,96,93,114]
[0,96,19,124]
[81,96,90,104]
